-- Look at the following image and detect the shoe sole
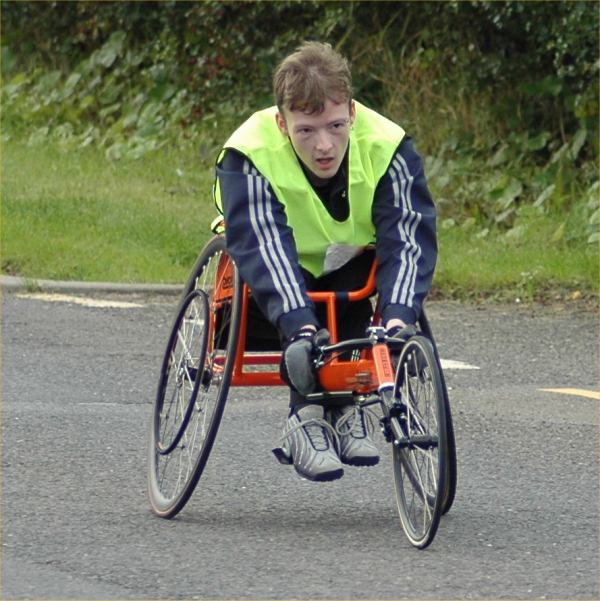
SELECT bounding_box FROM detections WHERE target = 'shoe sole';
[294,465,344,482]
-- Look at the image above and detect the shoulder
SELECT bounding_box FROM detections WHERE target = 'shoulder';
[218,149,269,181]
[219,148,252,171]
[225,106,280,150]
[387,136,427,176]
[395,136,421,161]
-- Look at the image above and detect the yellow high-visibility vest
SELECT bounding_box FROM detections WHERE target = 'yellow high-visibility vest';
[215,101,405,276]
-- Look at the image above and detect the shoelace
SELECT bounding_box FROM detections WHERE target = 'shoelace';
[334,406,379,439]
[282,417,340,452]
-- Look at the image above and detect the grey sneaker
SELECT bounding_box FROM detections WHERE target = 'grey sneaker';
[276,405,344,482]
[329,404,380,466]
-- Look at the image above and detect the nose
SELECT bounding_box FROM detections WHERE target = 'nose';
[314,128,334,152]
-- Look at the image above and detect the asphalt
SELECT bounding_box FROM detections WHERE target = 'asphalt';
[3,291,598,599]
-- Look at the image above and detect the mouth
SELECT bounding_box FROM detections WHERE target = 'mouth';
[315,157,335,171]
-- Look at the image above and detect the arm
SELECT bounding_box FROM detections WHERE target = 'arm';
[372,137,437,327]
[216,150,319,339]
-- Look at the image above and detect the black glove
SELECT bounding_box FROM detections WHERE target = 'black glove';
[280,327,330,396]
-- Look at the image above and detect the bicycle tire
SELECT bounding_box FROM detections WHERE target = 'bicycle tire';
[391,335,448,549]
[440,373,457,515]
[417,310,457,516]
[148,235,242,518]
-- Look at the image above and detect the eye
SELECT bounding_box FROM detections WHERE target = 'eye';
[297,127,313,136]
[329,121,348,133]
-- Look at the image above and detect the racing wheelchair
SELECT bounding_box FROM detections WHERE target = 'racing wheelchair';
[147,235,457,549]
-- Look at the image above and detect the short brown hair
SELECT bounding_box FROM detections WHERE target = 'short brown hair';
[273,41,353,114]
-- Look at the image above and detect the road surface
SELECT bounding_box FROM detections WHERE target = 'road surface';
[2,291,597,599]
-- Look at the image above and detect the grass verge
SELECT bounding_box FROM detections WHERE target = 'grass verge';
[436,225,598,303]
[1,140,216,283]
[1,139,598,302]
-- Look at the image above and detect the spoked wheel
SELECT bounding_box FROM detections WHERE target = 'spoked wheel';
[418,309,457,516]
[148,235,242,518]
[391,335,448,549]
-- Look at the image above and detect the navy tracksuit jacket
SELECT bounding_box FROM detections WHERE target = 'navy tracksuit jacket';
[216,136,437,341]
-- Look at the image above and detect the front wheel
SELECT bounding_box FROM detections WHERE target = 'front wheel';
[148,236,242,518]
[391,335,448,549]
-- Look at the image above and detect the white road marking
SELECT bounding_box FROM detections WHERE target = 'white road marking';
[15,293,144,309]
[540,388,600,400]
[440,359,480,370]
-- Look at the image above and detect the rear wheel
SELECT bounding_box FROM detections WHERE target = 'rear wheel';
[416,310,457,516]
[148,236,242,518]
[391,335,447,549]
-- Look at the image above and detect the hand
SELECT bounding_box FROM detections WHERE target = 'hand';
[280,326,330,396]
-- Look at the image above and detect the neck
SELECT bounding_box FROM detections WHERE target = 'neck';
[304,168,333,187]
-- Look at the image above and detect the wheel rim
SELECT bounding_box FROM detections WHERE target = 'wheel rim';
[392,338,445,547]
[150,245,238,512]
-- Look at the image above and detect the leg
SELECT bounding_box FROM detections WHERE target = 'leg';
[288,250,380,466]
[244,295,282,351]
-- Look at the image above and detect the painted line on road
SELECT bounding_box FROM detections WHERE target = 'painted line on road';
[440,359,480,370]
[540,388,600,400]
[15,292,144,309]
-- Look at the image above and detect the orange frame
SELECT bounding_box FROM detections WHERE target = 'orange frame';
[215,255,395,395]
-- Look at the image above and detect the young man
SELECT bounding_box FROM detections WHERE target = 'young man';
[214,41,437,482]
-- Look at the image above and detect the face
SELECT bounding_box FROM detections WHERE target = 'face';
[276,99,355,182]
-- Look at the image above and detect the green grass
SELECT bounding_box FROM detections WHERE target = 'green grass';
[436,226,598,302]
[1,140,216,283]
[2,139,598,301]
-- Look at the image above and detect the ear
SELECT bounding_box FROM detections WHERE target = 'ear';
[349,100,356,126]
[275,111,288,135]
